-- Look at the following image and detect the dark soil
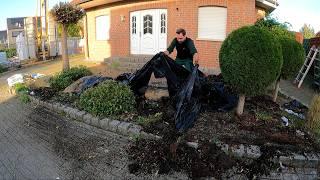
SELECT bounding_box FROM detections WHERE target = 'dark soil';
[127,139,237,179]
[127,94,320,179]
[31,87,57,100]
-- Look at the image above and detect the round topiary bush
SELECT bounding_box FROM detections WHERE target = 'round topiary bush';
[279,37,305,79]
[272,37,305,102]
[79,80,136,116]
[219,26,283,115]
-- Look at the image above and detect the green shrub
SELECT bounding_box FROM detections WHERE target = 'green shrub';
[13,83,30,103]
[219,26,283,115]
[49,66,92,91]
[14,83,29,94]
[278,37,305,79]
[136,112,163,127]
[307,94,320,132]
[255,16,295,40]
[0,64,8,73]
[272,37,305,102]
[0,48,17,58]
[79,80,136,116]
[19,92,30,103]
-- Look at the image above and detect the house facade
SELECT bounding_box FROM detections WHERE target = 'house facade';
[7,17,25,48]
[75,0,277,72]
[0,30,7,45]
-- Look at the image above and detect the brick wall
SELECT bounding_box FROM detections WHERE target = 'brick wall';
[85,0,257,68]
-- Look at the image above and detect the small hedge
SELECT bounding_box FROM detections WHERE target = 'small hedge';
[0,48,17,58]
[14,83,30,103]
[49,66,92,91]
[79,80,136,116]
[279,37,305,79]
[219,26,283,96]
[0,64,8,73]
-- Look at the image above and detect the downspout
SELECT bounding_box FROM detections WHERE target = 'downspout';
[84,14,89,60]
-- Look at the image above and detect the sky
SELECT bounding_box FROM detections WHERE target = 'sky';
[271,0,320,33]
[0,0,66,31]
[0,0,319,33]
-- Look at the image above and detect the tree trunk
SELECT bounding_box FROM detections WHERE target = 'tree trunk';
[236,94,245,116]
[273,79,280,102]
[61,24,69,71]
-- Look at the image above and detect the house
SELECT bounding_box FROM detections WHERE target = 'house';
[0,30,7,45]
[74,0,278,73]
[7,17,25,48]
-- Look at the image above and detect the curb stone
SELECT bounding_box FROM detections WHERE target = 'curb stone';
[28,96,320,173]
[28,96,150,138]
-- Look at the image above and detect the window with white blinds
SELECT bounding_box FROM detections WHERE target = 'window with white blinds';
[198,7,227,41]
[96,15,110,40]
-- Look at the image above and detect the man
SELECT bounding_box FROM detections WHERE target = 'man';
[164,28,199,72]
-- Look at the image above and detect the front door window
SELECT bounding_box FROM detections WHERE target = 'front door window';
[143,15,153,34]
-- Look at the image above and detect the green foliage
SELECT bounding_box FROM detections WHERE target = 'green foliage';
[49,66,92,91]
[79,80,136,116]
[14,83,29,94]
[256,111,273,121]
[307,95,320,132]
[52,92,79,105]
[255,16,295,40]
[13,83,30,103]
[0,64,8,73]
[219,26,283,96]
[19,93,30,104]
[279,37,305,80]
[51,2,85,25]
[136,112,163,127]
[299,24,315,39]
[57,23,82,37]
[0,48,17,58]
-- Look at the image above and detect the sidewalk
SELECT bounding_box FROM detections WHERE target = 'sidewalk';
[280,75,317,107]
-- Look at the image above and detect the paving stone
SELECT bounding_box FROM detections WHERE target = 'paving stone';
[109,120,121,132]
[282,173,299,180]
[100,118,111,130]
[231,144,245,157]
[69,108,79,119]
[127,124,142,136]
[91,117,100,127]
[246,145,261,158]
[83,114,93,124]
[75,111,86,121]
[303,168,318,175]
[117,122,132,135]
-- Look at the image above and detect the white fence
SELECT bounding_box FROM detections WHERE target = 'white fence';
[15,34,83,61]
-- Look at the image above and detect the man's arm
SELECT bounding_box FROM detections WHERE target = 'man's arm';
[164,39,176,55]
[188,40,199,64]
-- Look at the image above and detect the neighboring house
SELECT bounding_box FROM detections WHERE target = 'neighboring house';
[0,30,7,44]
[74,0,278,72]
[7,17,25,47]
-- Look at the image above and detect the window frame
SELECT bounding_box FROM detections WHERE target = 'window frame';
[197,6,227,41]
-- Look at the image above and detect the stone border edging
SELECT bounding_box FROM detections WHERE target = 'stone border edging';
[28,95,161,140]
[28,95,319,170]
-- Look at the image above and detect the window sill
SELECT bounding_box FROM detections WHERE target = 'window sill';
[196,38,224,42]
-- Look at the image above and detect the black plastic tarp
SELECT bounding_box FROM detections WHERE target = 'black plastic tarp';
[116,52,238,132]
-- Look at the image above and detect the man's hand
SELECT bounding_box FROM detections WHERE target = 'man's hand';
[193,53,199,65]
[164,50,170,56]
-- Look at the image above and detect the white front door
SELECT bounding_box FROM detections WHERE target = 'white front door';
[130,12,140,55]
[130,9,167,55]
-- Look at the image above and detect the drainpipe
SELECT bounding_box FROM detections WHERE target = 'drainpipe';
[84,15,89,60]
